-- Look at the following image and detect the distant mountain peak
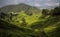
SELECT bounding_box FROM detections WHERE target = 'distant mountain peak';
[18,3,27,5]
[0,3,40,15]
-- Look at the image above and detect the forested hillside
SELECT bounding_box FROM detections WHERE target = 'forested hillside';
[0,3,60,37]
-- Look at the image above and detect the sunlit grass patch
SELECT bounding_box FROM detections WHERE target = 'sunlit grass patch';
[44,26,57,33]
[25,12,42,25]
[34,29,40,32]
[45,15,50,19]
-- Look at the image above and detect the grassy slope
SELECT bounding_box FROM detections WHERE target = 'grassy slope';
[0,6,60,37]
[0,12,60,37]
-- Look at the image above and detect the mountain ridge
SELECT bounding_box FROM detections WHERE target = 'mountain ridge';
[0,3,40,14]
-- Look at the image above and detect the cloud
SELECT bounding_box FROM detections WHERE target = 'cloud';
[55,3,59,6]
[34,3,41,7]
[0,0,60,8]
[45,2,59,6]
[47,0,51,1]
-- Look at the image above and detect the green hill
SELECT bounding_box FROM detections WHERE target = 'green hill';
[0,3,60,37]
[0,3,42,26]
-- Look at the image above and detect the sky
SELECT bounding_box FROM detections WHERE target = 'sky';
[0,0,60,8]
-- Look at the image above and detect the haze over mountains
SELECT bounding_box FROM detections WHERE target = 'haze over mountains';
[0,3,40,13]
[0,0,59,9]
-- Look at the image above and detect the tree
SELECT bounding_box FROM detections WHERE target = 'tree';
[42,9,49,16]
[0,12,7,19]
[51,6,60,16]
[21,17,27,26]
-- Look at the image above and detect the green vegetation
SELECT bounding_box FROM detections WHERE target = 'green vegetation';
[0,4,60,37]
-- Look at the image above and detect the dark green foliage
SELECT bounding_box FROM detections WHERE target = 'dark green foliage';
[0,19,35,37]
[0,12,7,19]
[47,26,60,37]
[30,21,44,29]
[20,17,27,27]
[51,6,60,16]
[42,9,49,16]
